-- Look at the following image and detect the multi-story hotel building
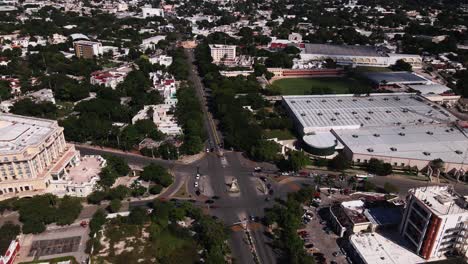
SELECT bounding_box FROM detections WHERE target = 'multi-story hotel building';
[209,44,237,63]
[73,40,103,59]
[399,186,468,259]
[0,114,104,200]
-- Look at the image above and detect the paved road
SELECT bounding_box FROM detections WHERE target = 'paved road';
[185,48,277,264]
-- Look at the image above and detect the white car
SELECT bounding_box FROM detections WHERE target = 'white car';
[194,182,199,188]
[196,175,200,180]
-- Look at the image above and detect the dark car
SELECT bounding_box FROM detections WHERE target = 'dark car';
[260,176,267,182]
[205,199,214,204]
[268,189,274,195]
[305,243,314,249]
[212,195,220,199]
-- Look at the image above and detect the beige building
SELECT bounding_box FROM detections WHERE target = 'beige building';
[209,44,237,63]
[73,40,103,59]
[0,114,103,200]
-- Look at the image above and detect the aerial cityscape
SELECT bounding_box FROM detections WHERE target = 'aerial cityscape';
[0,0,467,264]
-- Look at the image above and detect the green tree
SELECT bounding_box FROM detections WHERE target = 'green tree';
[149,184,163,195]
[108,185,129,200]
[391,59,412,71]
[328,153,350,171]
[108,199,122,213]
[140,163,173,187]
[104,155,130,176]
[0,222,20,253]
[289,151,310,172]
[89,209,107,236]
[87,191,107,204]
[128,207,148,225]
[0,80,12,100]
[56,196,83,226]
[10,98,58,119]
[249,140,280,162]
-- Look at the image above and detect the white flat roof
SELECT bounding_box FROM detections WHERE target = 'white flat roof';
[0,114,57,155]
[335,124,468,164]
[411,186,468,216]
[283,94,457,132]
[407,84,453,95]
[350,232,425,264]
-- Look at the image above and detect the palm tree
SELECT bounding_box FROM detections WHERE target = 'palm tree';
[314,175,322,191]
[429,159,445,182]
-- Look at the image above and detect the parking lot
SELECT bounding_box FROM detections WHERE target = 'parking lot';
[298,201,349,264]
[28,236,81,257]
[16,224,89,264]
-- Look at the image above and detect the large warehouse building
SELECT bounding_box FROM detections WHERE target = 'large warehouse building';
[299,44,422,68]
[283,94,468,174]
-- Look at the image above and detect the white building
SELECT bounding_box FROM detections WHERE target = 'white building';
[132,105,182,136]
[288,32,302,43]
[142,6,164,18]
[209,44,237,63]
[350,232,426,264]
[90,65,133,89]
[141,35,166,50]
[73,40,103,59]
[399,186,468,259]
[300,44,422,68]
[149,54,173,67]
[49,155,106,197]
[283,94,468,174]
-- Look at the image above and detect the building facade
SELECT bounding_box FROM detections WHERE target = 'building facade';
[73,40,103,59]
[399,186,468,259]
[0,114,104,200]
[209,44,237,63]
[300,44,422,68]
[142,7,164,18]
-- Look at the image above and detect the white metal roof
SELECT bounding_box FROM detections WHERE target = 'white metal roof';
[335,124,468,164]
[283,94,457,134]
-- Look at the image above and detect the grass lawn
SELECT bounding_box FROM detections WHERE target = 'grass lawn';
[271,77,371,95]
[263,129,296,140]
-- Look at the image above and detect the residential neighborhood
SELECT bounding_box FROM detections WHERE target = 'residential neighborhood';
[0,0,467,264]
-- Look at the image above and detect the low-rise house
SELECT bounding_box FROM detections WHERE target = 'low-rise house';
[90,65,133,89]
[132,105,182,136]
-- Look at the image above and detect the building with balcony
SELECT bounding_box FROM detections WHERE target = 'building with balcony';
[0,114,104,200]
[73,40,103,59]
[399,186,468,259]
[209,44,237,64]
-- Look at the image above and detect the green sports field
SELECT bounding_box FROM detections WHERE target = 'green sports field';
[271,77,371,95]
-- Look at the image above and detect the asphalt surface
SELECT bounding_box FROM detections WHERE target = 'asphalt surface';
[184,48,277,264]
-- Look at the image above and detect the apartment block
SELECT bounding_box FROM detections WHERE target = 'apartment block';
[399,186,468,259]
[73,40,103,59]
[209,44,237,63]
